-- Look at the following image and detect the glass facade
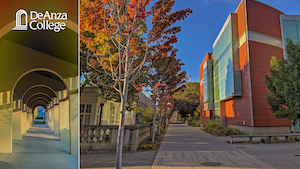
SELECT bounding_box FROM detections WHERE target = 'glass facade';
[282,20,300,43]
[203,60,214,104]
[281,17,300,130]
[282,20,300,49]
[213,14,241,119]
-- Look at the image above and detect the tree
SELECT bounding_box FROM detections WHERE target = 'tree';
[194,105,201,120]
[265,39,300,125]
[148,56,186,134]
[80,0,192,168]
[173,82,200,121]
[136,106,157,123]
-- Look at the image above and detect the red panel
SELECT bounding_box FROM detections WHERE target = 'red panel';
[236,0,246,38]
[246,0,283,40]
[248,41,290,127]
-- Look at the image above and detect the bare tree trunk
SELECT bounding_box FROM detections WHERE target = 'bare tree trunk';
[116,95,126,169]
[116,56,130,169]
[152,97,156,143]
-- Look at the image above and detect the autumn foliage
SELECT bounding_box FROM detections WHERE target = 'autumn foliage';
[80,0,192,167]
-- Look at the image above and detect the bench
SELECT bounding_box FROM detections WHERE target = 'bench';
[229,134,300,144]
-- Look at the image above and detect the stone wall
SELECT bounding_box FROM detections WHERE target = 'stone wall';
[80,122,153,153]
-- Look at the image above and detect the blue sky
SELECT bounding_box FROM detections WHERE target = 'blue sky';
[167,0,300,82]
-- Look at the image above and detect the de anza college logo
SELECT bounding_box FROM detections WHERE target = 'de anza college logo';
[12,9,68,33]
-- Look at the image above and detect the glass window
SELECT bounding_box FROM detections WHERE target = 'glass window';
[80,104,85,113]
[85,115,90,125]
[225,72,234,98]
[282,20,298,41]
[215,102,220,108]
[85,104,92,113]
[297,21,300,41]
[80,115,83,125]
[110,105,115,114]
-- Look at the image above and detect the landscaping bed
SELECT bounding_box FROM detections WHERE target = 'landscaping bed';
[227,136,300,144]
[200,121,243,136]
[137,125,169,151]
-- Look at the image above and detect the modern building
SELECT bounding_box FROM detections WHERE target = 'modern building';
[200,0,300,134]
[80,87,152,125]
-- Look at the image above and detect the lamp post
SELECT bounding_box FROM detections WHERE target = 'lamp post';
[152,96,156,143]
[166,102,171,124]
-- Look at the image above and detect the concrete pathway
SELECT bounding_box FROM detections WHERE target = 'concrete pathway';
[0,124,78,169]
[151,124,274,169]
[81,151,158,169]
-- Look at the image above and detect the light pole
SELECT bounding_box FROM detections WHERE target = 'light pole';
[166,102,171,124]
[152,96,156,143]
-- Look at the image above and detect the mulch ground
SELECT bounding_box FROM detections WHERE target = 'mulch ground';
[137,125,169,151]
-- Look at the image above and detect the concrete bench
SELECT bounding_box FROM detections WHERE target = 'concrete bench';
[229,134,300,144]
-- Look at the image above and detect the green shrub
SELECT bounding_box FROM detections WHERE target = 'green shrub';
[271,136,279,143]
[224,127,236,136]
[260,137,265,143]
[289,136,300,142]
[202,121,243,136]
[188,120,201,127]
[204,121,222,130]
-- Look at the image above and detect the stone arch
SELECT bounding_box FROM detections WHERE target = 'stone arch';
[11,68,74,154]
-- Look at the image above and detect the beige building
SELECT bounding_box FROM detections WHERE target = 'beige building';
[80,87,151,125]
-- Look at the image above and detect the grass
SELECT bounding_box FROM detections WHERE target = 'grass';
[202,121,243,136]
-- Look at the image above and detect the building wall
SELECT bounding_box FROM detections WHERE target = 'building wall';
[81,87,150,125]
[200,53,213,121]
[222,0,252,127]
[100,100,134,125]
[202,0,293,129]
[137,92,151,109]
[246,0,290,127]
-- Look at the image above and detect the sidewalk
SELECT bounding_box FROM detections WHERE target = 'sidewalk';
[0,124,78,169]
[151,124,275,169]
[80,124,300,169]
[81,151,157,169]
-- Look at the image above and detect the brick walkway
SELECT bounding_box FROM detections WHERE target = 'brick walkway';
[151,124,274,169]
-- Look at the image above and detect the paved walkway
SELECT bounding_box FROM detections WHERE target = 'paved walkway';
[0,124,78,169]
[81,151,158,169]
[151,124,274,169]
[80,124,300,169]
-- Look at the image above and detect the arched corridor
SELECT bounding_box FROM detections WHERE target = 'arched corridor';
[0,69,78,168]
[0,2,78,166]
[0,123,77,168]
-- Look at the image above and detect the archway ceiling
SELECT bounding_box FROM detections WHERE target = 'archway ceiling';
[23,86,56,103]
[2,29,77,64]
[27,97,51,107]
[25,93,52,104]
[14,71,66,100]
[31,101,48,110]
[29,100,48,109]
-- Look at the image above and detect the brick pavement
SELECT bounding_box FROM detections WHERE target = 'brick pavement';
[151,124,274,169]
